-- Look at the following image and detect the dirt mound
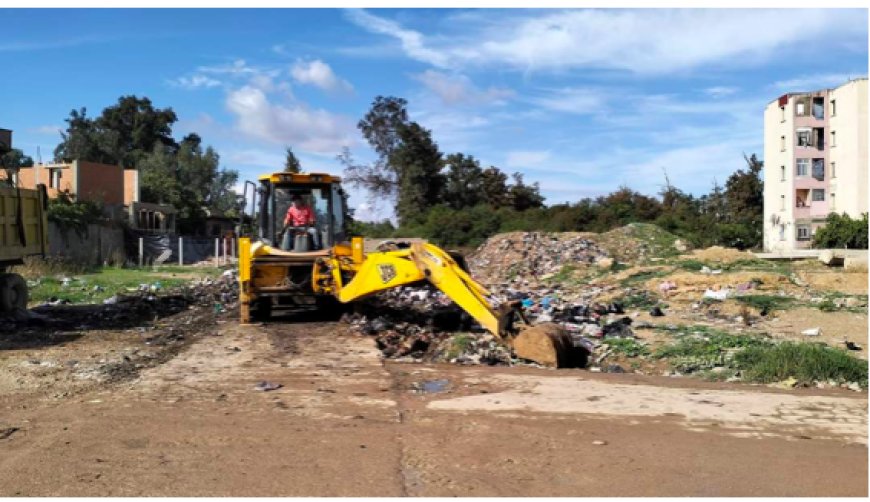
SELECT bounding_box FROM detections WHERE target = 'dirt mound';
[596,223,684,264]
[684,246,756,264]
[467,231,609,285]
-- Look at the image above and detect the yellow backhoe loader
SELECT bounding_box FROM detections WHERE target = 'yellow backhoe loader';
[237,171,583,367]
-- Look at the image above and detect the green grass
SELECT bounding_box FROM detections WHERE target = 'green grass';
[605,338,650,358]
[26,266,225,305]
[619,290,661,309]
[735,294,796,312]
[446,334,475,360]
[735,342,868,387]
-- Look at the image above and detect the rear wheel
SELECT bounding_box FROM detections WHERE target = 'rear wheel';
[252,297,273,321]
[315,295,350,320]
[0,273,28,313]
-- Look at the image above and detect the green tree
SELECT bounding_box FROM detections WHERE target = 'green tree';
[480,166,510,209]
[813,213,869,249]
[284,147,301,173]
[390,122,445,225]
[343,96,410,198]
[443,153,483,209]
[507,172,545,211]
[54,96,178,168]
[722,153,764,249]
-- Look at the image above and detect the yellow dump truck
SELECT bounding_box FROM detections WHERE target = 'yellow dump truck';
[0,128,49,313]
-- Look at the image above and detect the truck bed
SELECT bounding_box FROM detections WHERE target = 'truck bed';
[0,185,48,268]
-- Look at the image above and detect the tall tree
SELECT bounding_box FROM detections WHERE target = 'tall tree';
[341,96,411,200]
[722,153,764,248]
[507,172,545,211]
[284,147,301,173]
[390,122,444,225]
[480,167,509,209]
[443,153,483,210]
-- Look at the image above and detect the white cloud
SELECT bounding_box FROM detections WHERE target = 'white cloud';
[412,70,512,106]
[290,59,353,93]
[29,125,62,135]
[772,73,866,91]
[344,9,450,68]
[505,150,551,168]
[347,9,866,75]
[527,87,608,115]
[198,59,260,75]
[705,86,738,98]
[168,74,222,89]
[225,85,356,154]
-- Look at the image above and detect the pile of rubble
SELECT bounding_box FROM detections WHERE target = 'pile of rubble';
[467,232,611,286]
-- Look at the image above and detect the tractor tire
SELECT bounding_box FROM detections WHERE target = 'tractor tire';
[252,298,272,322]
[315,296,350,321]
[0,273,28,313]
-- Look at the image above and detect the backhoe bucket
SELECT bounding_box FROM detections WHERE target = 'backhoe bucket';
[510,323,588,368]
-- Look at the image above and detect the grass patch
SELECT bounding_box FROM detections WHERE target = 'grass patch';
[446,334,474,360]
[549,264,578,284]
[735,342,868,387]
[26,266,225,305]
[735,294,796,312]
[605,338,650,358]
[619,290,660,310]
[652,326,772,373]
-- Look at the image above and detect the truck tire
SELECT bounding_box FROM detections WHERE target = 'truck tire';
[0,273,28,313]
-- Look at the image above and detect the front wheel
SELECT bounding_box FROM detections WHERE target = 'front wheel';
[0,273,28,313]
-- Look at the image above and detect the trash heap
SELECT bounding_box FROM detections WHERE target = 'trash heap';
[467,232,611,286]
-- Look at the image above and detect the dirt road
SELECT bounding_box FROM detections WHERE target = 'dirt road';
[1,314,866,496]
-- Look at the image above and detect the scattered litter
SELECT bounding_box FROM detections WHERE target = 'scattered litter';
[649,306,665,317]
[703,288,731,301]
[844,340,862,351]
[253,381,283,392]
[801,328,822,337]
[591,440,608,446]
[413,379,450,394]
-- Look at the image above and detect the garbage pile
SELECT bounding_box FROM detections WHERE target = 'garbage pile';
[343,281,644,368]
[467,232,611,285]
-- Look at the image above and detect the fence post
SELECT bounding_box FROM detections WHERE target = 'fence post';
[138,237,143,267]
[223,238,228,265]
[214,238,219,267]
[178,236,183,266]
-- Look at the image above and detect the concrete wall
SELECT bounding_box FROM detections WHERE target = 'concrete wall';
[829,78,868,219]
[48,221,125,266]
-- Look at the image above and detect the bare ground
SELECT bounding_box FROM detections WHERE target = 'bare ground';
[0,311,866,497]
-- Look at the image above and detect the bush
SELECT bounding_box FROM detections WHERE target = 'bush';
[735,342,867,387]
[812,213,868,249]
[47,196,103,236]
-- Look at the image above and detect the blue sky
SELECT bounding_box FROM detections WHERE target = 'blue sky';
[2,8,867,220]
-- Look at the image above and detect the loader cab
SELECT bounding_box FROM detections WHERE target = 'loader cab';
[256,172,348,252]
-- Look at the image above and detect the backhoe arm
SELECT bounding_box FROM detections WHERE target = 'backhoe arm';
[334,242,505,336]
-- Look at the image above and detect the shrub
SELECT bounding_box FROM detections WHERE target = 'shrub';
[812,213,868,249]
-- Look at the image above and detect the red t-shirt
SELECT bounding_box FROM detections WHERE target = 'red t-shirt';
[285,205,314,226]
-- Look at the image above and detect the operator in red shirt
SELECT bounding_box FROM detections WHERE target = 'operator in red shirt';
[282,194,320,249]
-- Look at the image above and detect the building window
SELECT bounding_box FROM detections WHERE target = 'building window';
[831,193,836,210]
[831,130,836,147]
[779,225,785,241]
[780,194,785,211]
[49,168,62,188]
[796,101,806,116]
[796,129,812,147]
[831,161,836,178]
[797,225,811,241]
[831,99,837,116]
[780,135,786,151]
[812,97,824,119]
[796,158,809,176]
[780,165,786,181]
[812,159,824,181]
[812,189,825,202]
[780,106,786,122]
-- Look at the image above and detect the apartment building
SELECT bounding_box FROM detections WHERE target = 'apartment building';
[763,78,868,252]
